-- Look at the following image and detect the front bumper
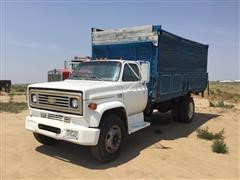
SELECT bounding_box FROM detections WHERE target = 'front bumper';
[25,116,100,146]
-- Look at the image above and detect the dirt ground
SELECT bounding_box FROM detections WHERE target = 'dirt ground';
[0,95,239,179]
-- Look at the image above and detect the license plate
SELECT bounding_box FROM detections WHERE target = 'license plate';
[64,130,79,140]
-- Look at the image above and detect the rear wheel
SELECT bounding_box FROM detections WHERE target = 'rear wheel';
[171,102,180,122]
[171,96,195,123]
[33,133,59,145]
[91,114,125,162]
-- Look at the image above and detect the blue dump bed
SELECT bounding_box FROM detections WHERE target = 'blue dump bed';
[91,25,208,103]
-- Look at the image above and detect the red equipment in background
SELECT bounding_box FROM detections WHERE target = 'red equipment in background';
[48,56,90,82]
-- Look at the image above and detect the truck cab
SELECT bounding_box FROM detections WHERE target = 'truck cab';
[26,59,151,162]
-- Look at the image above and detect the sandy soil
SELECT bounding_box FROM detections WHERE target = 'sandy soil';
[0,96,239,179]
[0,94,27,103]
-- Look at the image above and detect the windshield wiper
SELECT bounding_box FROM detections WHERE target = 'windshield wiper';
[89,75,104,81]
[71,75,104,81]
[70,75,84,80]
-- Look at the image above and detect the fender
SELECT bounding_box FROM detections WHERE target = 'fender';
[88,101,126,127]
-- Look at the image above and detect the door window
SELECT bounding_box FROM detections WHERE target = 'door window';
[122,64,140,81]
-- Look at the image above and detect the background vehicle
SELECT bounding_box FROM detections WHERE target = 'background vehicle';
[26,25,208,162]
[48,56,90,82]
[0,80,11,93]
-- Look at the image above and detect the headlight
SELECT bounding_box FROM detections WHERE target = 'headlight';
[70,98,78,108]
[31,94,38,103]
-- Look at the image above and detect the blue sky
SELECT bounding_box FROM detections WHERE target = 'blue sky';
[0,0,239,83]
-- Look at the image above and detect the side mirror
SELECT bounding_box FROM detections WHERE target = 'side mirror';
[140,61,150,83]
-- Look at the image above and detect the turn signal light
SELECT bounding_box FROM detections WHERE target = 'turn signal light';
[88,103,97,110]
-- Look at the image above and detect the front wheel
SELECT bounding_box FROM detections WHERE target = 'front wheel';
[144,97,153,117]
[91,114,125,162]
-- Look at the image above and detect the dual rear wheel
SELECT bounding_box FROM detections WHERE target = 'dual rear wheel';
[171,96,195,123]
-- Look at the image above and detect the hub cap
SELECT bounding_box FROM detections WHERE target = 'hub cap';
[105,125,122,153]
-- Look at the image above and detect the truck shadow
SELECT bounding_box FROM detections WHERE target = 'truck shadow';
[35,112,219,169]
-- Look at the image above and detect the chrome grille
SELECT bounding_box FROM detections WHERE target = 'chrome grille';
[38,94,70,107]
[29,89,82,115]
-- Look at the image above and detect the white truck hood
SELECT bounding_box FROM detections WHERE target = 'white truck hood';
[28,79,122,100]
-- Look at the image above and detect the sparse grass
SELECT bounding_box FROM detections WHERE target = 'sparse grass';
[9,84,28,95]
[0,101,27,113]
[9,93,14,102]
[209,100,234,109]
[196,127,224,141]
[212,139,228,154]
[0,84,28,113]
[11,84,28,92]
[216,89,222,94]
[0,84,27,113]
[206,81,240,103]
[196,127,229,154]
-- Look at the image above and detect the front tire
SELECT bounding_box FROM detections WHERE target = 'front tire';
[33,133,59,145]
[91,114,125,162]
[144,97,153,117]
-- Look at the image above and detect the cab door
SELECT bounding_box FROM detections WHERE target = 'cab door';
[121,63,148,115]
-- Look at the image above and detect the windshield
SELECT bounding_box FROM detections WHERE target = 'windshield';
[69,61,122,81]
[71,62,81,71]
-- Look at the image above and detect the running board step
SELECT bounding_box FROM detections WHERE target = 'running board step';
[127,112,151,134]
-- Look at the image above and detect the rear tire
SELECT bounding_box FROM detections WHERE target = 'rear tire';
[171,101,180,122]
[171,96,195,123]
[33,133,58,145]
[91,114,125,162]
[179,96,195,123]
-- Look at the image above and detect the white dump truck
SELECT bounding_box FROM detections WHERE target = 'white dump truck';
[26,25,208,162]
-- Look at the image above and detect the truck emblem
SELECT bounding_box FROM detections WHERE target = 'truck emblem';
[48,97,56,104]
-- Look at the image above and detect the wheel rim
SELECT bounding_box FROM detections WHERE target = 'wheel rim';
[188,101,194,119]
[105,125,122,153]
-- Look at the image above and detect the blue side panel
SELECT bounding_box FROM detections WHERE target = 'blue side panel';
[91,25,209,104]
[92,42,155,63]
[156,30,208,102]
[172,74,181,92]
[157,72,208,102]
